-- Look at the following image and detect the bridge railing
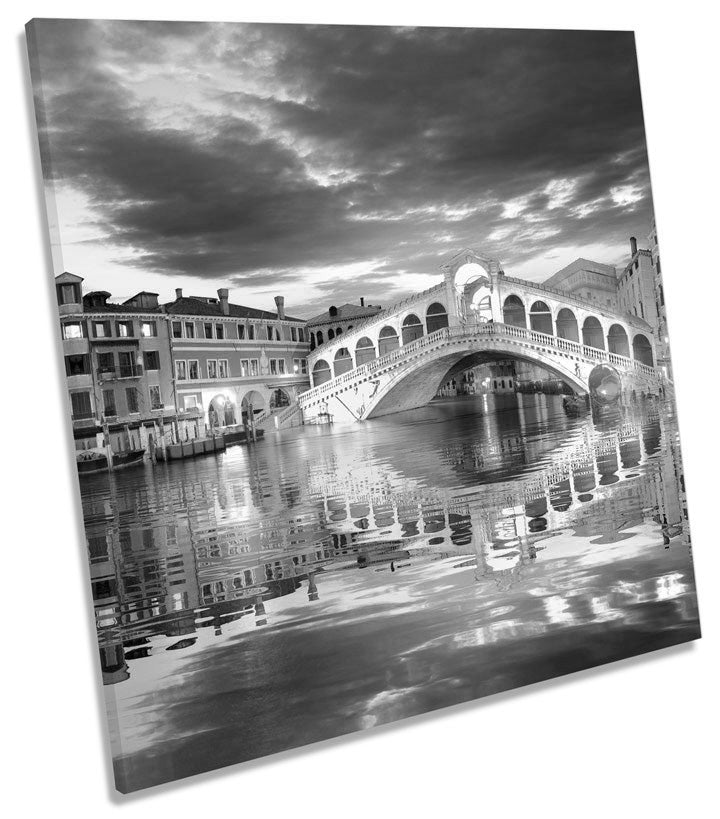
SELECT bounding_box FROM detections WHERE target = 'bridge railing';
[298,322,660,406]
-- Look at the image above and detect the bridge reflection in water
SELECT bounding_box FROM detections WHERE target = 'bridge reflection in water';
[82,392,699,792]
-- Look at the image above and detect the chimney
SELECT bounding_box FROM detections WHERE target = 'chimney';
[274,295,285,320]
[175,287,183,300]
[360,297,365,307]
[218,288,229,316]
[630,236,638,257]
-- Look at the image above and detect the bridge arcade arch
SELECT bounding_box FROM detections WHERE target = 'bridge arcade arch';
[582,316,605,350]
[608,324,630,357]
[401,313,424,345]
[333,347,353,377]
[633,333,654,367]
[529,300,553,335]
[556,307,579,342]
[503,295,527,328]
[355,336,376,366]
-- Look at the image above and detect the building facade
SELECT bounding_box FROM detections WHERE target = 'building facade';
[56,273,178,455]
[55,275,312,457]
[542,258,619,311]
[165,289,310,429]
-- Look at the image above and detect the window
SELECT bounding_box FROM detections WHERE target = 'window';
[93,320,111,338]
[275,326,281,341]
[207,359,218,379]
[172,321,183,338]
[149,385,162,410]
[278,359,286,375]
[298,328,305,342]
[219,359,229,378]
[247,324,255,340]
[62,322,84,340]
[243,569,253,586]
[116,321,133,337]
[103,389,116,416]
[215,324,224,340]
[291,326,297,342]
[141,321,157,337]
[175,360,187,381]
[266,325,273,341]
[250,359,259,376]
[183,395,198,410]
[126,387,139,413]
[237,324,245,340]
[184,322,195,339]
[270,359,277,375]
[60,284,77,305]
[188,360,199,380]
[145,350,159,371]
[204,323,213,339]
[65,354,89,376]
[97,352,114,374]
[70,391,92,419]
[240,359,249,376]
[293,358,308,375]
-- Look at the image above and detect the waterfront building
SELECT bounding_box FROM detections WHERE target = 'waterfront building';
[55,273,178,454]
[307,298,382,350]
[615,236,657,330]
[647,219,672,379]
[165,288,310,429]
[542,258,619,311]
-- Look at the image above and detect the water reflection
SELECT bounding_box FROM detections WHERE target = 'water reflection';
[81,393,699,792]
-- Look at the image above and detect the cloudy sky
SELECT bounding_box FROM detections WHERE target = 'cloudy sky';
[28,20,654,317]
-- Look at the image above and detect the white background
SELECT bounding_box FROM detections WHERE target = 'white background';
[3,2,717,817]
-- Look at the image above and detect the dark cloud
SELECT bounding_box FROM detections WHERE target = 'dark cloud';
[28,20,654,311]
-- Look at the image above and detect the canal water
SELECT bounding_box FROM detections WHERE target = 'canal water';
[81,393,700,792]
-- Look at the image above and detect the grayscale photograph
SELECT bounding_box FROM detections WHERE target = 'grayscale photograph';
[26,18,700,793]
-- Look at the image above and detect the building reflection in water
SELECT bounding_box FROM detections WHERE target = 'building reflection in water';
[85,393,693,689]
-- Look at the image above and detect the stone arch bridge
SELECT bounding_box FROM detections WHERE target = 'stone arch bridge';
[298,249,666,424]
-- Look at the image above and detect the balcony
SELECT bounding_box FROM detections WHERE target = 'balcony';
[97,364,144,380]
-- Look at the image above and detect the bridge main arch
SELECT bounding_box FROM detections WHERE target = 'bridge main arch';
[365,342,588,419]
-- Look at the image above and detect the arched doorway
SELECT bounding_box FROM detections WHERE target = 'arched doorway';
[426,302,449,333]
[503,295,526,328]
[582,316,605,349]
[355,336,376,366]
[608,324,630,357]
[556,308,579,341]
[632,333,654,366]
[401,313,424,344]
[529,301,553,335]
[378,326,400,356]
[208,395,236,429]
[333,347,353,376]
[312,359,331,386]
[241,390,265,421]
[269,388,291,410]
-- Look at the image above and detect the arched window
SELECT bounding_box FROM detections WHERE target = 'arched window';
[333,347,353,376]
[529,301,553,335]
[378,326,400,356]
[503,295,526,328]
[316,330,324,346]
[426,302,449,333]
[556,308,579,342]
[582,316,605,350]
[355,336,376,366]
[336,327,342,336]
[632,333,653,366]
[608,324,630,357]
[312,359,331,386]
[310,332,316,351]
[328,328,335,340]
[401,313,424,345]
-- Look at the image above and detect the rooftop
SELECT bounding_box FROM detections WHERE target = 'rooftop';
[308,302,383,325]
[164,296,303,322]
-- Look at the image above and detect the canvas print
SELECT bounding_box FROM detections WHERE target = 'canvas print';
[26,19,701,793]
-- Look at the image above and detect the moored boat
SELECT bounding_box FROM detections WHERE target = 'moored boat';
[77,449,146,475]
